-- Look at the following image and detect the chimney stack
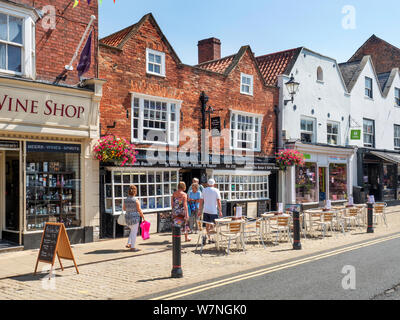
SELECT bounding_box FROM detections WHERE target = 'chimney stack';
[198,38,221,64]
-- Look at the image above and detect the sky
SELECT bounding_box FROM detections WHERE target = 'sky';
[98,0,400,65]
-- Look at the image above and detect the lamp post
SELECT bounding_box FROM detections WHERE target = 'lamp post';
[284,74,300,106]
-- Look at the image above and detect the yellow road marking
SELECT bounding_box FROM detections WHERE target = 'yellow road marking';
[152,233,400,300]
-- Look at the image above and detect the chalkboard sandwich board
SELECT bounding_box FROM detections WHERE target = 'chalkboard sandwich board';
[34,223,79,277]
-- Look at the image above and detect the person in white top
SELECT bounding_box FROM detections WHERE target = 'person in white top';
[199,178,222,244]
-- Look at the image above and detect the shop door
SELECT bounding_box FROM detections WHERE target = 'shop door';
[0,151,3,239]
[4,151,20,236]
[319,167,327,202]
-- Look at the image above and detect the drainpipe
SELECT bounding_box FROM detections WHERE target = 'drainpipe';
[199,91,209,130]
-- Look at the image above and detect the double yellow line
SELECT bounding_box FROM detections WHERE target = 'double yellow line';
[152,233,400,300]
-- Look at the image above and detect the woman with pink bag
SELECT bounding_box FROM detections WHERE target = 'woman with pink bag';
[123,185,146,252]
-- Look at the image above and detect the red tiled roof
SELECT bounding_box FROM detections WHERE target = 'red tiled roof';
[256,48,302,85]
[100,24,137,47]
[196,55,236,74]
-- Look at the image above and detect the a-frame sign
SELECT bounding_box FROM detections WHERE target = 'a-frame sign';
[34,223,79,277]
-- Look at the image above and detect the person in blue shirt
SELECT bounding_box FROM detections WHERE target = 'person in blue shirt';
[188,183,202,233]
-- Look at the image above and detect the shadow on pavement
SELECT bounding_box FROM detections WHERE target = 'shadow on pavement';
[10,273,62,283]
[137,276,171,283]
[139,241,170,246]
[84,249,128,255]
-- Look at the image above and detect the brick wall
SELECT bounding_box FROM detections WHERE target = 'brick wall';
[99,16,278,158]
[11,0,98,84]
[349,35,400,74]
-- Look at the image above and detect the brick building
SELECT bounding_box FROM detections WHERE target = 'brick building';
[0,0,104,248]
[99,13,279,236]
[349,34,400,74]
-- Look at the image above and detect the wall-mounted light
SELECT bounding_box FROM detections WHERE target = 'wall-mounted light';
[126,109,129,119]
[284,74,300,106]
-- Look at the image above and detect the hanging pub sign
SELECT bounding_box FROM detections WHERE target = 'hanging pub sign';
[350,129,361,140]
[211,117,221,136]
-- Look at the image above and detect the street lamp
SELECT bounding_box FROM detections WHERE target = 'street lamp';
[284,74,300,105]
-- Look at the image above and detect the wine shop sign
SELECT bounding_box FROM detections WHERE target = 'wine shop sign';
[0,85,91,127]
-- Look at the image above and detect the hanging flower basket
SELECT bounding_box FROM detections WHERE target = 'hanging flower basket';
[93,135,138,167]
[276,149,305,170]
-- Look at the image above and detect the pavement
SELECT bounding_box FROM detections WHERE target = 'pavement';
[0,206,399,300]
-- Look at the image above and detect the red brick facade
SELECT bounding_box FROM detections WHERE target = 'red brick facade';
[10,0,98,84]
[99,14,278,158]
[349,34,400,74]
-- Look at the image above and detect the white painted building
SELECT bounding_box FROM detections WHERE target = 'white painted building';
[263,47,358,207]
[340,56,400,204]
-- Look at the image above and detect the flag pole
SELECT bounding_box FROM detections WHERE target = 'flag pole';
[65,15,96,71]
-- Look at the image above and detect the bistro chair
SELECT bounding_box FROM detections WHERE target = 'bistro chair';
[195,220,217,256]
[315,211,335,238]
[219,221,246,255]
[243,217,266,249]
[270,215,291,245]
[304,210,323,237]
[373,202,388,227]
[343,207,363,231]
[331,209,346,236]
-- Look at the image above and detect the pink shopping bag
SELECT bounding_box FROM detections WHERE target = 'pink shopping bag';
[140,221,151,240]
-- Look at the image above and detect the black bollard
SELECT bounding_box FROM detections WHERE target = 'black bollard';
[292,210,302,250]
[171,225,183,278]
[367,203,374,233]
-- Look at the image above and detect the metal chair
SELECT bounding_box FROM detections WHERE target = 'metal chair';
[219,221,246,255]
[244,218,266,249]
[195,220,217,256]
[373,202,388,227]
[270,215,291,244]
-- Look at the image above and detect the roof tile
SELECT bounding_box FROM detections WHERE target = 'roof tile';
[256,48,301,85]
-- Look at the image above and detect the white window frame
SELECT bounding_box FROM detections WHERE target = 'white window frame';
[0,2,37,79]
[365,77,373,99]
[146,48,165,77]
[300,116,316,143]
[363,118,375,148]
[395,88,400,107]
[104,168,179,214]
[240,73,253,95]
[230,110,262,152]
[327,121,340,145]
[213,170,270,201]
[394,124,400,151]
[131,92,181,146]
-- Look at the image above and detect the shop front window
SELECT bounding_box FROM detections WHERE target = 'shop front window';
[329,163,347,201]
[104,169,179,214]
[383,164,396,201]
[213,173,269,201]
[296,163,318,203]
[25,142,81,231]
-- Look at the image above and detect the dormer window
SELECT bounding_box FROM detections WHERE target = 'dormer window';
[146,48,165,77]
[317,66,323,82]
[240,73,253,95]
[0,3,37,78]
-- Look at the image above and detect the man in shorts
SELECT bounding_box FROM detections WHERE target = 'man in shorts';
[199,178,222,244]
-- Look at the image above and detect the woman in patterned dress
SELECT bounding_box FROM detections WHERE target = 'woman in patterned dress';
[171,181,191,242]
[123,185,146,252]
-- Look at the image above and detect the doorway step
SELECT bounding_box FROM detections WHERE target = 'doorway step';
[0,240,23,254]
